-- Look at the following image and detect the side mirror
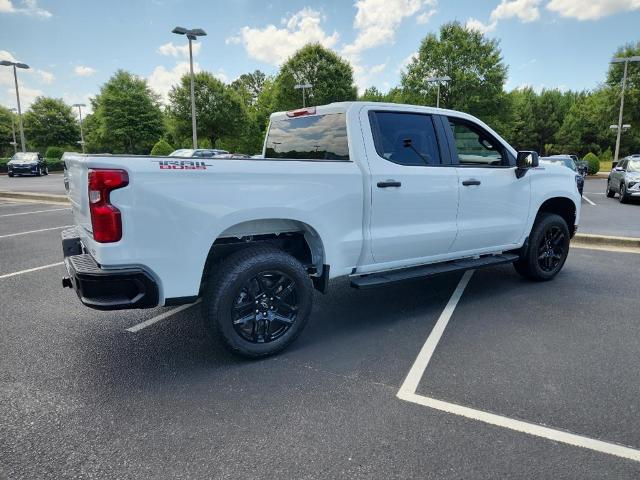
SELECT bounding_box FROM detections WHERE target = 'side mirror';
[516,151,539,169]
[612,161,618,169]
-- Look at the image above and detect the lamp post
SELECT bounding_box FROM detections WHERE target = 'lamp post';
[1,60,29,152]
[9,107,17,154]
[424,76,451,108]
[294,83,313,108]
[610,56,640,163]
[73,103,86,153]
[172,26,207,149]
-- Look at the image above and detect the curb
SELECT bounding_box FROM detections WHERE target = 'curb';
[573,233,640,252]
[0,191,69,205]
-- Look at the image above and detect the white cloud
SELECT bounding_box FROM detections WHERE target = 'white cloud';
[148,61,195,103]
[343,0,437,57]
[491,0,540,22]
[62,92,93,114]
[229,8,339,65]
[398,51,418,73]
[0,0,51,18]
[417,8,437,24]
[74,65,96,77]
[465,17,497,33]
[546,0,640,20]
[157,41,201,58]
[34,69,53,83]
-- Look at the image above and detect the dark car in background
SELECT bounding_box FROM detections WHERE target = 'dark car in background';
[606,156,640,203]
[7,152,48,177]
[540,156,584,195]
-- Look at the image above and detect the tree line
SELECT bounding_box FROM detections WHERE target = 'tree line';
[1,22,638,159]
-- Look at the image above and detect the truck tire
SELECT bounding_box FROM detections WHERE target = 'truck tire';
[202,246,313,358]
[513,213,570,281]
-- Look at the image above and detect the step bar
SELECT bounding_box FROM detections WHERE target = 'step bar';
[350,253,520,289]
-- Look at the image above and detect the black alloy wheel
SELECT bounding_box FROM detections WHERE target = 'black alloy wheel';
[537,225,566,273]
[232,271,298,344]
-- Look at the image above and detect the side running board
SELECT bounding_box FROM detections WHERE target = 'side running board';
[350,253,519,289]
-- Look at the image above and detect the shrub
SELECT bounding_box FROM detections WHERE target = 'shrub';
[583,152,600,175]
[150,139,174,156]
[45,146,65,159]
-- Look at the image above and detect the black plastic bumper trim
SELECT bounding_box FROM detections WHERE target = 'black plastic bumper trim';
[164,295,199,306]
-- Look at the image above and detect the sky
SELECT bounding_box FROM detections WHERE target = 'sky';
[1,0,640,114]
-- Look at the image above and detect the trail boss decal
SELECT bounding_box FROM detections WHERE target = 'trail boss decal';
[152,160,212,170]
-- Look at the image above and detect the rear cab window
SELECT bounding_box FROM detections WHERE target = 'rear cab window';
[265,113,349,161]
[369,111,442,166]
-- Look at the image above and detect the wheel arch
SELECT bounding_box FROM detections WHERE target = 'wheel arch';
[536,196,578,237]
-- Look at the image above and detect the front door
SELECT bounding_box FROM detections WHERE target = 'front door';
[444,116,530,253]
[365,109,459,267]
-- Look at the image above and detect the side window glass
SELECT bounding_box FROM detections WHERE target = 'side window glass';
[448,118,505,166]
[370,112,441,166]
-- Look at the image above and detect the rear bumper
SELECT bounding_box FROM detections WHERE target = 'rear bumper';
[61,227,159,310]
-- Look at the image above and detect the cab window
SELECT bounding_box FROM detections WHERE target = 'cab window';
[369,112,442,166]
[447,117,509,167]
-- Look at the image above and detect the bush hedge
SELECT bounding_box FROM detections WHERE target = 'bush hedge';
[150,139,174,156]
[0,157,65,174]
[45,146,65,159]
[583,152,600,175]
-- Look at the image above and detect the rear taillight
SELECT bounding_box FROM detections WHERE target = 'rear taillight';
[88,169,129,243]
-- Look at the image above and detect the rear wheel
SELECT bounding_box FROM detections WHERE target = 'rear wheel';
[202,246,313,358]
[513,213,570,281]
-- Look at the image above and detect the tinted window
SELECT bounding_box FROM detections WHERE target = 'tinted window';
[448,118,506,166]
[265,113,349,160]
[369,112,441,166]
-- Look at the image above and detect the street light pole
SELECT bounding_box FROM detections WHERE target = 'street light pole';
[424,76,451,109]
[9,108,17,154]
[172,26,207,150]
[294,83,313,108]
[611,56,640,163]
[1,60,30,152]
[73,103,86,153]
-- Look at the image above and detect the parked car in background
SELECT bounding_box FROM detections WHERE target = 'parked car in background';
[168,148,229,158]
[540,156,584,195]
[606,156,640,203]
[550,154,587,177]
[7,152,48,177]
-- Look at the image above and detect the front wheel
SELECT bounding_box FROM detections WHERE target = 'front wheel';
[202,246,313,358]
[619,183,629,203]
[513,213,570,281]
[606,181,615,198]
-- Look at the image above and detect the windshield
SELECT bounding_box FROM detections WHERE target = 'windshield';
[540,157,577,171]
[627,160,640,172]
[169,149,194,157]
[11,152,38,161]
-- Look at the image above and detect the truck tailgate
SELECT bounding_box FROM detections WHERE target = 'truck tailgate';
[62,153,92,236]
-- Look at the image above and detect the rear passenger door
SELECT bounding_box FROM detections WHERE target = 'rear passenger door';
[364,110,459,267]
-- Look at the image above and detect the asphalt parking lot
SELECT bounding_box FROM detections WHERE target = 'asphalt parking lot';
[580,177,640,238]
[0,173,67,196]
[1,198,640,479]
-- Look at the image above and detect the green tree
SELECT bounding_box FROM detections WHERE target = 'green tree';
[89,70,165,154]
[231,70,267,107]
[45,146,65,159]
[167,71,246,148]
[273,43,357,111]
[359,86,386,102]
[583,152,600,174]
[150,138,174,156]
[606,41,640,157]
[0,106,17,157]
[401,22,508,129]
[23,97,79,151]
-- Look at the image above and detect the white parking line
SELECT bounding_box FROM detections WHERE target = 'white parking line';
[397,270,640,463]
[125,299,201,333]
[0,262,64,280]
[582,195,596,206]
[0,207,70,217]
[0,225,72,239]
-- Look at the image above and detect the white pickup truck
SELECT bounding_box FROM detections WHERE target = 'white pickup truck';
[61,102,581,357]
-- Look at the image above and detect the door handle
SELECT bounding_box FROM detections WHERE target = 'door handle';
[462,179,481,186]
[377,180,402,188]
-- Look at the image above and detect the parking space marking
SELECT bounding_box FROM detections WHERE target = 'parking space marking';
[582,195,596,206]
[125,300,201,333]
[0,225,72,239]
[397,269,640,463]
[0,262,64,280]
[0,207,70,217]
